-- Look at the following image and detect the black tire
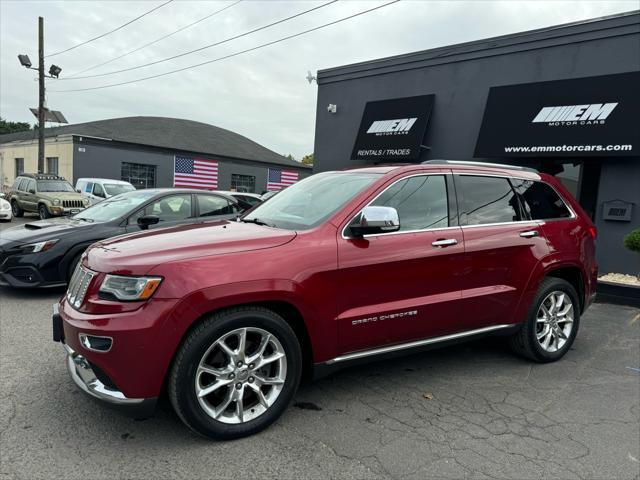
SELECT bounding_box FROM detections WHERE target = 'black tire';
[38,204,50,220]
[11,201,24,218]
[67,253,83,281]
[169,306,302,440]
[509,277,580,363]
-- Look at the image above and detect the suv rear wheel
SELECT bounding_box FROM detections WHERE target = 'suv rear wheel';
[38,204,50,220]
[169,307,302,440]
[11,200,24,218]
[509,277,580,362]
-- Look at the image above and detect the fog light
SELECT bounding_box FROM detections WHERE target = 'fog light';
[79,334,112,352]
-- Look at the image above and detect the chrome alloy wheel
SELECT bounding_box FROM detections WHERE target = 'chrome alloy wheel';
[195,327,287,424]
[536,291,574,352]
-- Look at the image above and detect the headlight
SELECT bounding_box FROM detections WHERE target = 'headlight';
[0,202,9,210]
[83,198,90,205]
[53,198,61,205]
[99,274,162,301]
[21,239,59,253]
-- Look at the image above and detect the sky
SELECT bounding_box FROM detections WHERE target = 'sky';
[0,0,637,159]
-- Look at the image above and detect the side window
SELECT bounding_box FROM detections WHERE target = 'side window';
[26,179,36,193]
[511,180,572,220]
[17,178,27,191]
[197,195,235,217]
[369,175,449,231]
[85,182,93,193]
[93,183,106,198]
[128,195,197,225]
[458,175,521,225]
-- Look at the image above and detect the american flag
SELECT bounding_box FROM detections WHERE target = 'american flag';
[174,155,218,189]
[267,168,298,191]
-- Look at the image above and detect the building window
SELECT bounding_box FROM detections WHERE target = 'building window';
[46,157,59,175]
[231,174,256,193]
[121,162,156,189]
[15,158,24,177]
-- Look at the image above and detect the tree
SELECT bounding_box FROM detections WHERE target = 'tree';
[301,154,314,166]
[0,117,32,135]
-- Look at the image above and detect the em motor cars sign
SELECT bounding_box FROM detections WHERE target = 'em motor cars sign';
[474,72,639,157]
[351,94,435,161]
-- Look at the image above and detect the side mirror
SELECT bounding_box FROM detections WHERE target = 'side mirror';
[349,206,400,237]
[28,189,36,194]
[76,188,81,193]
[137,215,160,230]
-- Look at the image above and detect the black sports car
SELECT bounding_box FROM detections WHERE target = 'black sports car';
[0,188,244,288]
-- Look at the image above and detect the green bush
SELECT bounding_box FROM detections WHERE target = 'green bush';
[624,228,640,253]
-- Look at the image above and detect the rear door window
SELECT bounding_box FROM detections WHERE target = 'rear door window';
[458,175,522,225]
[197,195,235,217]
[510,180,572,220]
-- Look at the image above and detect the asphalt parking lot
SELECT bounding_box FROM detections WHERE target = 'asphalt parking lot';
[1,216,639,480]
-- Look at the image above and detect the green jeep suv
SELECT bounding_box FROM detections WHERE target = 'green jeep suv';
[10,174,89,220]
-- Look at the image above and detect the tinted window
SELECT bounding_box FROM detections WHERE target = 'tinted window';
[511,180,572,220]
[146,194,192,222]
[197,195,235,217]
[84,182,93,193]
[235,195,261,206]
[458,176,521,225]
[93,183,106,198]
[370,175,448,231]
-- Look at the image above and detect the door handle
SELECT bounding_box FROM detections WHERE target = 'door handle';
[519,230,539,238]
[432,238,458,247]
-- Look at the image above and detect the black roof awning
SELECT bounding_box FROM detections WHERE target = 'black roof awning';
[474,72,639,158]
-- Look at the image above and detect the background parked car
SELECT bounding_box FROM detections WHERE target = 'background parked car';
[9,174,89,220]
[0,197,12,222]
[75,178,136,205]
[260,190,280,201]
[0,188,242,288]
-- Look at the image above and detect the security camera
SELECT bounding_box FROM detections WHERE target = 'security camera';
[327,104,337,114]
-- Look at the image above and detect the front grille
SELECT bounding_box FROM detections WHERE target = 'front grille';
[67,265,95,309]
[63,200,83,208]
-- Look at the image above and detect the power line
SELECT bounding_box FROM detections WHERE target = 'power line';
[50,0,400,93]
[56,0,338,81]
[46,0,174,58]
[67,0,242,78]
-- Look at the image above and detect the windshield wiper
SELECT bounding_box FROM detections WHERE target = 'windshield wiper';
[240,218,274,227]
[75,217,94,223]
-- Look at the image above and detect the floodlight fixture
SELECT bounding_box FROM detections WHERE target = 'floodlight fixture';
[49,64,62,78]
[18,54,32,68]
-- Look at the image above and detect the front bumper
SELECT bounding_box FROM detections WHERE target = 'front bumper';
[62,342,157,416]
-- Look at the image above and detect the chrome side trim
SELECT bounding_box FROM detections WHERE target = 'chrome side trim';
[324,324,513,365]
[63,343,145,405]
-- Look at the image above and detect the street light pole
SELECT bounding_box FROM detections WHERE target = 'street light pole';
[38,16,45,174]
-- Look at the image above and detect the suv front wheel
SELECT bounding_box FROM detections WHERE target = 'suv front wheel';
[509,277,580,362]
[11,200,24,218]
[38,204,50,220]
[169,307,302,440]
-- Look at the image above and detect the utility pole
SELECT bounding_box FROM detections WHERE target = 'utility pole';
[38,16,45,174]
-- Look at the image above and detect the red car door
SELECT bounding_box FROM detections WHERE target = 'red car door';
[336,173,465,354]
[454,174,549,331]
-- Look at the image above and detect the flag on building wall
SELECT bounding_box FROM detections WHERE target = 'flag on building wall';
[174,155,218,189]
[267,168,298,191]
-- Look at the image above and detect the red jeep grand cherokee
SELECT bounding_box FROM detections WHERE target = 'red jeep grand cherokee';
[53,160,597,439]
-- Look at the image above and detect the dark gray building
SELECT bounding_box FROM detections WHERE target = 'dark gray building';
[313,11,640,276]
[0,116,311,194]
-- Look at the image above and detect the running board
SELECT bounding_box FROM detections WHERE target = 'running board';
[324,324,514,365]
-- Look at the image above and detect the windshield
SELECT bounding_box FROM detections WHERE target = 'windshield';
[73,190,157,222]
[37,180,74,192]
[104,183,135,196]
[244,172,381,230]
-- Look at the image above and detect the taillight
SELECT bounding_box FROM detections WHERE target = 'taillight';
[588,226,597,239]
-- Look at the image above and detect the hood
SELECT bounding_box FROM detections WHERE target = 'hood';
[40,192,86,201]
[86,220,297,274]
[0,217,93,247]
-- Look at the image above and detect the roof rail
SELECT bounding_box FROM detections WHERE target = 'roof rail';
[422,160,538,173]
